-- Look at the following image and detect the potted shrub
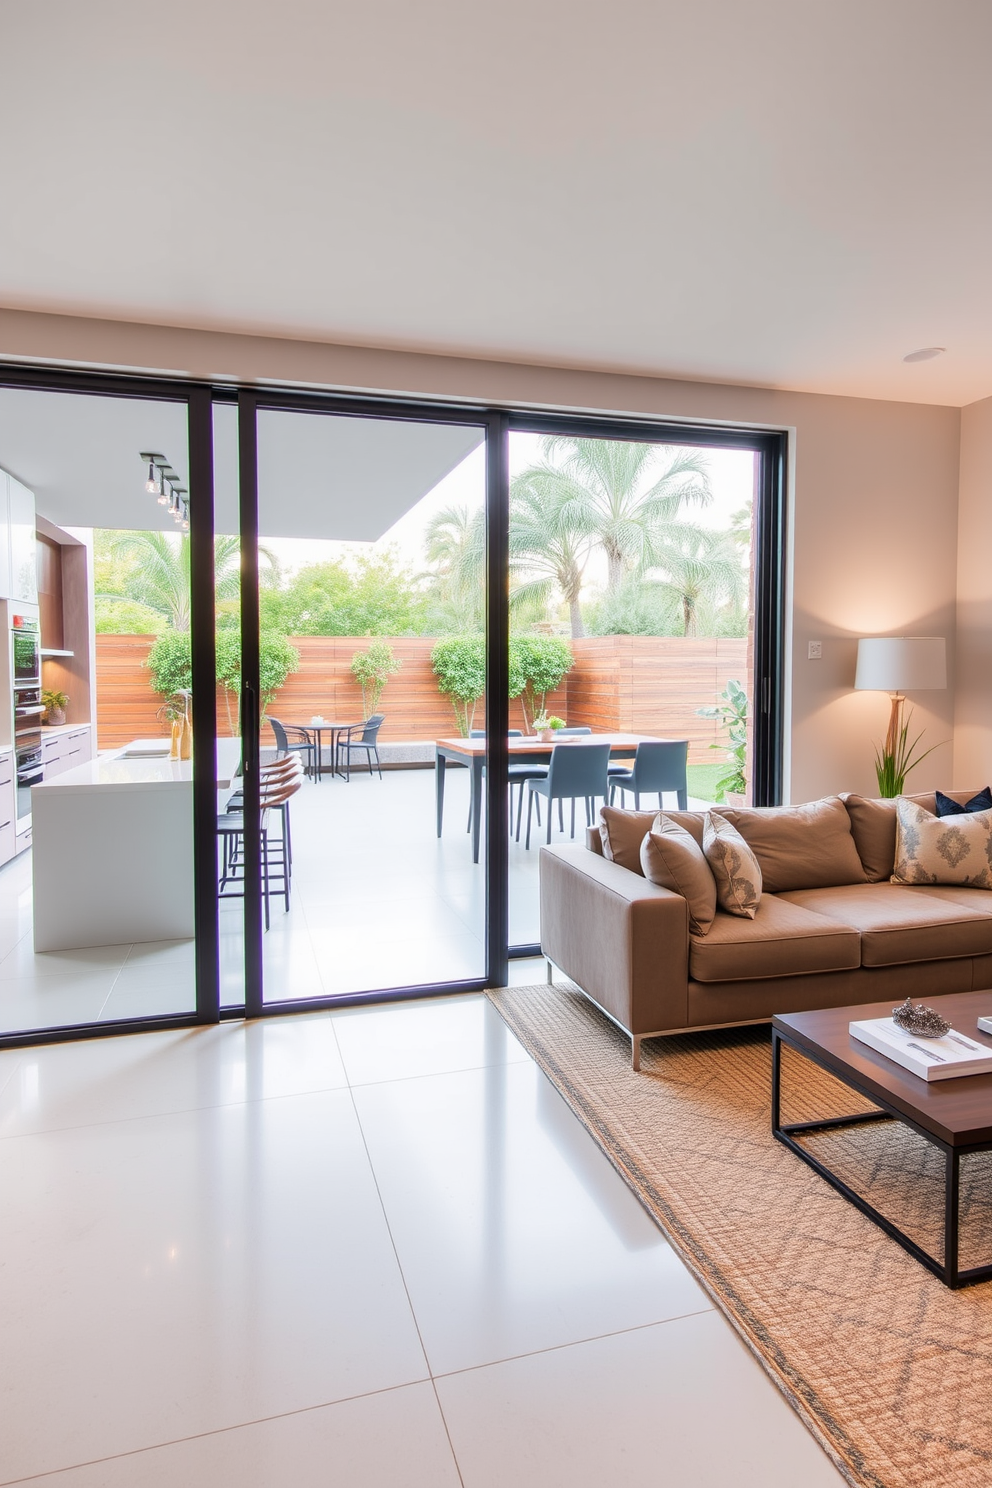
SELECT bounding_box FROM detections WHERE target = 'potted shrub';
[533,713,566,743]
[697,679,748,804]
[42,689,69,726]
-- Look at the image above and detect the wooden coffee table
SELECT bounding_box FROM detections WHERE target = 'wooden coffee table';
[773,992,992,1288]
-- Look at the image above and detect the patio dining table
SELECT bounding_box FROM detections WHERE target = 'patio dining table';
[435,733,660,864]
[286,720,358,782]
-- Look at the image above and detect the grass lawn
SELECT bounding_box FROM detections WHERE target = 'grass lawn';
[685,761,731,804]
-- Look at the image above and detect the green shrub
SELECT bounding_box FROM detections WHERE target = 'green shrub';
[431,636,485,735]
[512,635,572,729]
[350,641,402,719]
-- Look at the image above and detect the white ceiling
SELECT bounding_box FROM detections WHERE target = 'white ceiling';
[1,2,991,407]
[0,388,482,538]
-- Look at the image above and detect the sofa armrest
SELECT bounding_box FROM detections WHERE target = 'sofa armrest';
[539,844,689,1037]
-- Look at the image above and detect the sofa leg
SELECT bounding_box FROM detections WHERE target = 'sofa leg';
[546,957,553,984]
[631,1035,641,1072]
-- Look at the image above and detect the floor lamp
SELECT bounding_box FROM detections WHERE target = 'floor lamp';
[854,636,946,795]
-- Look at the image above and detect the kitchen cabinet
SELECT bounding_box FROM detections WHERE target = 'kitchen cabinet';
[41,724,92,780]
[8,476,36,603]
[0,750,14,868]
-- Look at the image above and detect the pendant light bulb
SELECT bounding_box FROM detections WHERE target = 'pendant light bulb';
[145,460,160,495]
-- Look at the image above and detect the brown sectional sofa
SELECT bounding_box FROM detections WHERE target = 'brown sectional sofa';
[539,789,992,1068]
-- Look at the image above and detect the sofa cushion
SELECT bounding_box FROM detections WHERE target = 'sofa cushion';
[599,806,705,872]
[892,798,992,888]
[777,883,992,966]
[703,812,762,918]
[598,808,657,873]
[842,790,987,882]
[936,786,992,817]
[640,815,717,936]
[688,894,861,982]
[719,796,866,893]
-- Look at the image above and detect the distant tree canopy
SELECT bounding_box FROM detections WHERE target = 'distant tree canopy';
[259,550,430,637]
[93,438,750,650]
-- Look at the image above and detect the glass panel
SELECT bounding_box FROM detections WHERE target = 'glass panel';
[0,385,198,1033]
[213,401,247,1010]
[507,431,757,948]
[250,407,488,1001]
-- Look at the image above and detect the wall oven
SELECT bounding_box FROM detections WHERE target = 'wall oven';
[12,612,40,690]
[11,612,42,835]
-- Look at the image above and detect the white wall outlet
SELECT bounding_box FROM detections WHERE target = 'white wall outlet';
[808,640,823,660]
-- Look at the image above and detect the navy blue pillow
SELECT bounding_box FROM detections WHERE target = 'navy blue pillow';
[935,787,992,817]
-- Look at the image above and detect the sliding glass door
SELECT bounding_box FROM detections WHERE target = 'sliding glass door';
[231,393,498,1009]
[0,362,785,1044]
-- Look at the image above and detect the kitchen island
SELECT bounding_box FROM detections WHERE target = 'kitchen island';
[32,738,241,952]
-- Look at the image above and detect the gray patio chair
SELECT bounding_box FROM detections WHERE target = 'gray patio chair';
[268,716,317,779]
[608,739,689,810]
[525,742,611,848]
[336,714,385,781]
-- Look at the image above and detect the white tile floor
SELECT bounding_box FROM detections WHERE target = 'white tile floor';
[0,767,705,1035]
[0,991,846,1486]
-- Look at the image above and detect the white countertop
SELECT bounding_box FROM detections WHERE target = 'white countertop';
[33,737,242,793]
[40,722,91,739]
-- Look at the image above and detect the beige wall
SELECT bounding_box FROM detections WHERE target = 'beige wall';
[954,394,992,786]
[0,308,964,802]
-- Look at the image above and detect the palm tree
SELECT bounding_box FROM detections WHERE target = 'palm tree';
[98,532,242,630]
[509,471,596,638]
[649,526,747,637]
[422,504,485,630]
[518,437,713,596]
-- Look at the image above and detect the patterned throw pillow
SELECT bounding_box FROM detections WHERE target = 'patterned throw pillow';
[703,811,762,918]
[892,798,992,887]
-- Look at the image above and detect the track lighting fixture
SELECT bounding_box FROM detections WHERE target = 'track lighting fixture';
[139,453,189,529]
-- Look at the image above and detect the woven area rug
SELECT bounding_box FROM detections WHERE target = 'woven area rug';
[487,982,992,1488]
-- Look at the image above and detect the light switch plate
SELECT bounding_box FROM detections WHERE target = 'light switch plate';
[808,640,823,659]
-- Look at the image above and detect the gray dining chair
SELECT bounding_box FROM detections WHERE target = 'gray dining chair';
[525,742,611,848]
[268,716,317,779]
[608,739,689,810]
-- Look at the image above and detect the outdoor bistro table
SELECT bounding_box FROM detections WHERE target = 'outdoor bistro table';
[435,733,657,864]
[291,720,356,782]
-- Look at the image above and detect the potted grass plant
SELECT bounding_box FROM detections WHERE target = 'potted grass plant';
[42,689,69,726]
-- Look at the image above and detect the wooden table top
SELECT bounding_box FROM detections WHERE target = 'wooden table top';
[775,992,992,1146]
[437,733,669,756]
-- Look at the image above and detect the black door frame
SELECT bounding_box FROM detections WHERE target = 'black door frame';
[0,362,787,1046]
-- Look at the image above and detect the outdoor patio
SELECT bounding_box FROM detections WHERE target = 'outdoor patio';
[0,760,714,1036]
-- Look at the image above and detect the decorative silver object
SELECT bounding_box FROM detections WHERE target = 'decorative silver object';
[892,997,951,1039]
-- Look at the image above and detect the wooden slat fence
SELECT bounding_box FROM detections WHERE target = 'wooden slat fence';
[95,634,748,762]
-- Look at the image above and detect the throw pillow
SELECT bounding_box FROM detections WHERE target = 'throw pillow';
[598,807,658,874]
[936,786,992,817]
[720,796,866,893]
[640,814,717,936]
[891,798,992,888]
[703,811,762,918]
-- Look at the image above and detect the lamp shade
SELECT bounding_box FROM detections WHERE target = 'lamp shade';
[855,636,946,693]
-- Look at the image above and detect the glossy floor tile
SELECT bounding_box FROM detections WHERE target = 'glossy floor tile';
[353,1059,711,1374]
[0,1089,427,1479]
[18,1383,462,1488]
[0,995,845,1487]
[331,991,529,1085]
[437,1312,846,1488]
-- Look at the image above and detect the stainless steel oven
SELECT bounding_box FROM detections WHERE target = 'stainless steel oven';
[12,612,40,690]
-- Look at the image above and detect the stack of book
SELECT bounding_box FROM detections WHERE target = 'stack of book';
[849,1017,992,1081]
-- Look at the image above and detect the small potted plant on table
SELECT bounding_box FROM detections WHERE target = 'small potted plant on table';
[533,714,566,743]
[42,689,68,727]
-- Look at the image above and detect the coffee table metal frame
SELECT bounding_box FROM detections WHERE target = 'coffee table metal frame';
[772,1021,992,1290]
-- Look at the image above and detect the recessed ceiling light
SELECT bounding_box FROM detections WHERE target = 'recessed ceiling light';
[903,347,945,363]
